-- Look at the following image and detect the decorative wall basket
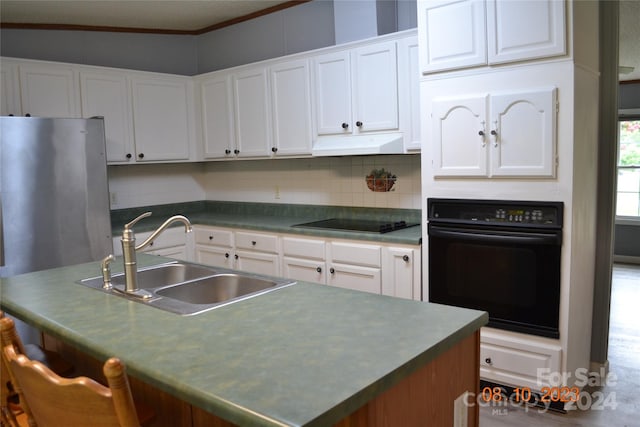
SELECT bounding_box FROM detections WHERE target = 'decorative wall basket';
[366,168,396,192]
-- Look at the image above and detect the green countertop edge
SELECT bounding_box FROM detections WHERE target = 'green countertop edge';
[0,255,487,427]
[110,201,422,245]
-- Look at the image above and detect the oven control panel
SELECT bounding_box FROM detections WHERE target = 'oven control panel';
[427,199,563,227]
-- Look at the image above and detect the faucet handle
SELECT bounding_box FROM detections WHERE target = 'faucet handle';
[125,212,152,230]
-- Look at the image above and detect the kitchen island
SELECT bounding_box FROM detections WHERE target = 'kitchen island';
[0,254,487,427]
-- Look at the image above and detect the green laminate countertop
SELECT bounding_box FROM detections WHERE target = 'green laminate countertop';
[110,201,422,245]
[0,255,486,427]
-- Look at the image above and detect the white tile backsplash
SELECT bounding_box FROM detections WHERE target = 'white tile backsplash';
[107,155,421,209]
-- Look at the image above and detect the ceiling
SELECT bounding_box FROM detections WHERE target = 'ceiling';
[1,0,638,81]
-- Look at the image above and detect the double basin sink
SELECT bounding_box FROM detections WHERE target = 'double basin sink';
[78,261,296,315]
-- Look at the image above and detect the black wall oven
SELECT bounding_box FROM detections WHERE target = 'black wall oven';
[427,198,563,339]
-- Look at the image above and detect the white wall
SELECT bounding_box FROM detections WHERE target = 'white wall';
[108,163,207,209]
[202,155,421,209]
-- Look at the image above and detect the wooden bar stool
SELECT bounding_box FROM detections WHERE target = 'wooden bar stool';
[1,316,154,427]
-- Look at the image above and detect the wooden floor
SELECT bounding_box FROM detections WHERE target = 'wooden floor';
[479,263,640,427]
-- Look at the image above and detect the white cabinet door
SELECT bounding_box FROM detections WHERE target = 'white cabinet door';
[417,0,486,74]
[233,67,271,157]
[131,75,192,161]
[418,0,565,74]
[398,36,421,151]
[432,95,488,176]
[1,61,20,116]
[195,246,234,269]
[235,250,280,276]
[487,0,566,65]
[18,62,79,117]
[200,73,235,159]
[313,50,352,135]
[489,88,557,177]
[270,59,313,156]
[382,247,421,300]
[351,40,399,132]
[283,257,326,285]
[328,263,381,294]
[80,70,134,163]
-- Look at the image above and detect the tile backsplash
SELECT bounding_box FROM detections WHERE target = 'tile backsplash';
[108,155,421,210]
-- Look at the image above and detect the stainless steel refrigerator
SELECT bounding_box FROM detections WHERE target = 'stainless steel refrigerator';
[1,117,113,342]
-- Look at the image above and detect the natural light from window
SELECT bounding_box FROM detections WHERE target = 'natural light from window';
[617,118,640,218]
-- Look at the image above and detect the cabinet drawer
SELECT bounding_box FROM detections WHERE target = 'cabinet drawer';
[328,263,381,294]
[329,242,381,267]
[480,332,562,390]
[282,236,325,260]
[194,227,233,247]
[235,231,279,253]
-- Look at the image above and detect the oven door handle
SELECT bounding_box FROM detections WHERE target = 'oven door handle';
[428,227,561,245]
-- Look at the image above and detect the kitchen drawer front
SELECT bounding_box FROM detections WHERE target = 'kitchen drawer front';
[329,242,381,268]
[235,231,279,253]
[480,331,562,390]
[195,245,233,269]
[282,257,326,285]
[328,263,381,294]
[194,226,233,247]
[282,236,325,260]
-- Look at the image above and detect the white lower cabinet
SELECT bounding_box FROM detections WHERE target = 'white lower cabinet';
[480,329,562,390]
[191,226,420,299]
[327,241,382,294]
[194,226,235,269]
[282,236,326,285]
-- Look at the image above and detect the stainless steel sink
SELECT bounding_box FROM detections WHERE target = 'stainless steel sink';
[156,274,283,304]
[77,261,296,315]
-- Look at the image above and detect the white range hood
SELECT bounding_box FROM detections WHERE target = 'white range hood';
[312,133,405,156]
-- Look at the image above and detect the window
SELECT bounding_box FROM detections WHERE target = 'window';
[616,116,640,218]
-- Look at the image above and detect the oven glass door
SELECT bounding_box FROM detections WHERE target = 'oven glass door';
[428,224,561,338]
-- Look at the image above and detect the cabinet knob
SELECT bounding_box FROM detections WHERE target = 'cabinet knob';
[316,267,322,273]
[330,267,335,274]
[271,147,277,153]
[356,121,363,127]
[341,122,349,129]
[251,240,256,246]
[209,235,213,240]
[225,149,231,155]
[138,153,145,159]
[234,149,240,155]
[234,254,239,260]
[478,130,485,136]
[402,255,409,262]
[225,253,229,258]
[126,153,132,159]
[485,357,492,365]
[25,113,31,117]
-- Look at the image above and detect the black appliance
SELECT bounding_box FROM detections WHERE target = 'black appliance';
[293,218,419,234]
[427,198,563,339]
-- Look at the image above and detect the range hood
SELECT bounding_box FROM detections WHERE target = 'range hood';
[312,133,405,156]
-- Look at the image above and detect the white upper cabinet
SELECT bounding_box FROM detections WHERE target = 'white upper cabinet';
[418,0,487,73]
[489,88,557,177]
[18,62,80,117]
[270,59,313,156]
[131,75,193,162]
[79,69,134,163]
[1,61,20,116]
[398,36,421,151]
[199,72,236,159]
[313,40,398,136]
[314,50,352,135]
[487,0,566,65]
[418,0,566,74]
[432,87,557,177]
[232,66,272,158]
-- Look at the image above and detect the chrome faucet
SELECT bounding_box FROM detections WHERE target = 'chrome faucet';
[118,212,192,299]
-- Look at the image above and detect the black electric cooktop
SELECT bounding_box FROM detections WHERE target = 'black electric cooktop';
[293,218,419,234]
